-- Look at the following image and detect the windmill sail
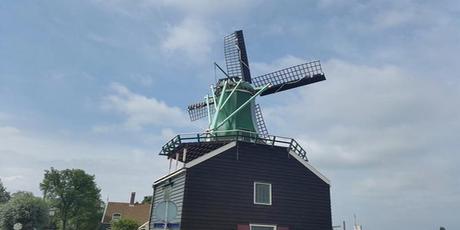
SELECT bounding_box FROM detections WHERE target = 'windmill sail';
[254,104,269,138]
[224,30,251,83]
[252,60,325,96]
[187,101,215,121]
[186,30,326,136]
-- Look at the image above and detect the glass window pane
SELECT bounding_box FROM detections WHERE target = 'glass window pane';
[255,183,271,204]
[112,213,121,221]
[251,226,275,230]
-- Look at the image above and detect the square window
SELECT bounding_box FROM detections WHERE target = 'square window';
[254,182,272,205]
[250,224,276,230]
[111,213,121,221]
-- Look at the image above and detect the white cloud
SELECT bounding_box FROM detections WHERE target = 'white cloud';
[91,124,118,134]
[92,0,253,16]
[90,0,259,63]
[0,125,169,201]
[86,33,120,48]
[370,2,446,30]
[160,128,176,141]
[161,18,214,62]
[258,57,460,227]
[140,128,178,145]
[373,8,416,29]
[102,82,188,130]
[129,73,155,87]
[0,126,20,135]
[2,175,24,183]
[317,0,360,8]
[266,58,459,168]
[159,0,253,15]
[0,112,10,121]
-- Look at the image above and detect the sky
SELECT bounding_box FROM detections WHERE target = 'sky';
[1,0,459,229]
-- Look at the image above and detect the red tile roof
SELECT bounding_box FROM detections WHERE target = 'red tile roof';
[102,202,150,225]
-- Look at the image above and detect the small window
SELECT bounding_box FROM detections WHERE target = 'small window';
[112,213,121,221]
[254,182,272,205]
[250,224,276,230]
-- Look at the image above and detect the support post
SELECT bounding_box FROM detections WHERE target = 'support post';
[213,83,270,130]
[210,85,217,110]
[214,62,231,79]
[210,81,228,127]
[175,153,179,170]
[205,95,212,125]
[219,80,242,109]
[182,148,187,168]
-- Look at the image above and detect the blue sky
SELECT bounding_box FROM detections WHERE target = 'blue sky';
[1,0,459,229]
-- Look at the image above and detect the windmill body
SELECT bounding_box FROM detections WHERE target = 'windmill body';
[208,79,260,134]
[149,30,332,230]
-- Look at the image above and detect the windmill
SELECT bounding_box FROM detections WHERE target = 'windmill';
[151,30,333,230]
[187,30,325,137]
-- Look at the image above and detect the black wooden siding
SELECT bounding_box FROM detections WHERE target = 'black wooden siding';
[180,141,332,230]
[150,171,186,229]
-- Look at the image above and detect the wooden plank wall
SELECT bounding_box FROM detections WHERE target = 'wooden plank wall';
[180,142,332,230]
[150,171,186,229]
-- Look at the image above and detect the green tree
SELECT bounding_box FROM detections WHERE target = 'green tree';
[111,219,139,230]
[0,179,10,204]
[40,167,103,230]
[141,195,152,204]
[0,191,49,230]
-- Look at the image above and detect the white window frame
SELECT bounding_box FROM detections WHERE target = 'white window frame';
[253,182,272,205]
[111,213,121,221]
[250,224,277,230]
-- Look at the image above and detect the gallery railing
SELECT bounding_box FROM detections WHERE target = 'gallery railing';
[159,130,309,162]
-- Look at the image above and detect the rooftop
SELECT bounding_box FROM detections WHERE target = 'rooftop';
[101,202,150,225]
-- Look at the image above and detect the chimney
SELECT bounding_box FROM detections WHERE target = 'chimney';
[129,192,136,206]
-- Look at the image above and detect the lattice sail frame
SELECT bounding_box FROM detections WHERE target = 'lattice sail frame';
[252,60,323,88]
[187,101,215,121]
[224,33,241,78]
[224,31,251,82]
[254,104,268,138]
